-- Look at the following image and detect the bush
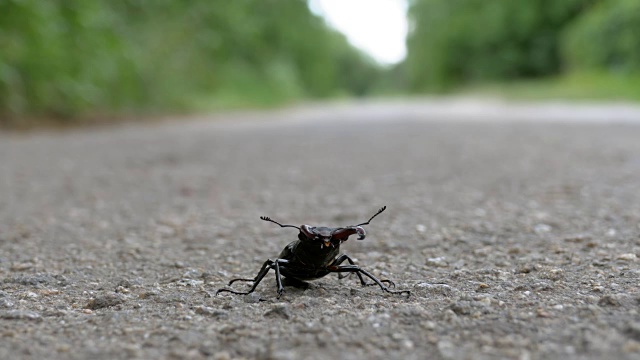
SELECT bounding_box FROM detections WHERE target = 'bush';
[405,0,591,91]
[562,0,640,73]
[0,0,380,126]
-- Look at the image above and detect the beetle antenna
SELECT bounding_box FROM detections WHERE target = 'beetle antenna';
[355,206,387,227]
[260,216,301,230]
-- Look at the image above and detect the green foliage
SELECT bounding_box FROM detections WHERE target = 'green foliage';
[562,0,640,74]
[0,0,380,126]
[405,0,592,91]
[0,0,123,118]
[461,71,640,102]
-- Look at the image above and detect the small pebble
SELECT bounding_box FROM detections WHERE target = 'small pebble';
[426,257,448,268]
[85,294,125,310]
[264,304,291,320]
[40,289,61,296]
[416,283,453,296]
[534,224,552,234]
[0,310,42,321]
[10,263,34,271]
[543,268,564,281]
[194,306,228,319]
[478,297,492,306]
[477,283,489,290]
[599,294,621,306]
[56,344,71,353]
[244,293,263,303]
[623,340,640,353]
[537,308,551,318]
[618,253,637,261]
[213,351,232,360]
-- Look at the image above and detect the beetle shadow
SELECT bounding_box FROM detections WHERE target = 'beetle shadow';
[281,277,311,290]
[272,278,337,299]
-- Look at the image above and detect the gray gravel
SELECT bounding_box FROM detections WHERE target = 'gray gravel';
[1,100,640,359]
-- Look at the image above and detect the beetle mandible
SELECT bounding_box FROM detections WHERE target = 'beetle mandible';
[216,206,410,298]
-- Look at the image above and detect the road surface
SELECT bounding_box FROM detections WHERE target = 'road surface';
[2,99,640,359]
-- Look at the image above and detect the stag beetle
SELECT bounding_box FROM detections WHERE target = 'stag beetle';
[216,206,410,298]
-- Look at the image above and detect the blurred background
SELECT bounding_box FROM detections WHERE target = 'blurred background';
[1,0,639,128]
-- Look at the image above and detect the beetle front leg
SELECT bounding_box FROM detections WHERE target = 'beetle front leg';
[333,254,395,288]
[273,259,285,298]
[216,259,288,297]
[328,265,410,296]
[227,260,273,286]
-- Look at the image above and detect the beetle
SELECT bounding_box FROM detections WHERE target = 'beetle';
[215,206,410,298]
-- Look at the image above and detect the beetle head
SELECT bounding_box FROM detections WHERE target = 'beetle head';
[261,206,386,249]
[300,225,366,248]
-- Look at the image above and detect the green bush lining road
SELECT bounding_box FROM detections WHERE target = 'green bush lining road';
[2,0,640,128]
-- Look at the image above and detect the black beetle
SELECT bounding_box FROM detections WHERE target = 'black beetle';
[216,206,410,298]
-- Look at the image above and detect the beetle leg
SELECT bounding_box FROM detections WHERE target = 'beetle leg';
[274,260,285,298]
[227,259,273,286]
[216,259,288,297]
[332,255,395,288]
[328,265,410,296]
[332,254,367,284]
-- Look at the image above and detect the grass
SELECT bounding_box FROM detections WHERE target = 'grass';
[460,72,640,102]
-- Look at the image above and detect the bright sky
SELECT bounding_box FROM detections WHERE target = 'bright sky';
[309,0,409,65]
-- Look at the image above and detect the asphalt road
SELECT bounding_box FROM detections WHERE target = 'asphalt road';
[2,99,640,359]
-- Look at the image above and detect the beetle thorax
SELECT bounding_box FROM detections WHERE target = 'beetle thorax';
[299,226,342,249]
[293,231,342,268]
